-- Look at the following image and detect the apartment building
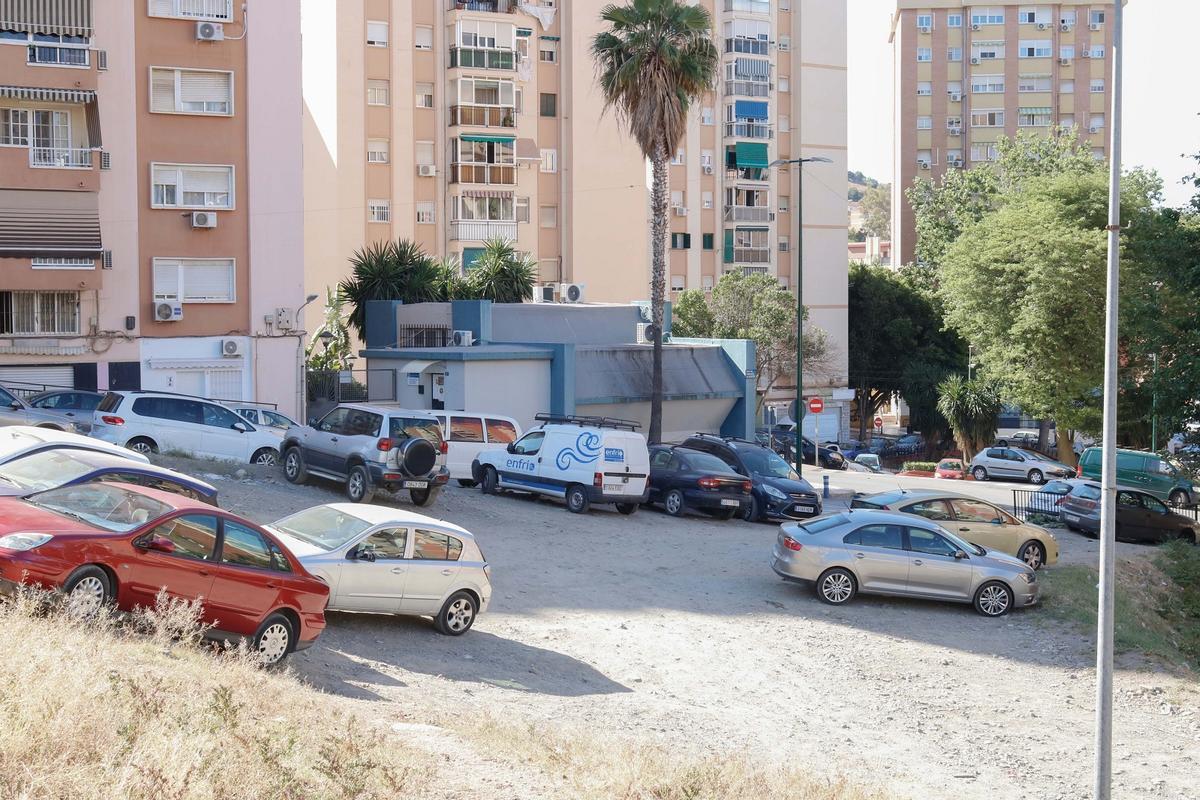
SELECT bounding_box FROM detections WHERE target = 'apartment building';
[0,0,306,415]
[889,1,1117,266]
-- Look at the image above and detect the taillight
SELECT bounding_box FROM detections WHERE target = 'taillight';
[101,415,124,426]
[742,481,752,492]
[376,438,393,451]
[593,472,603,488]
[441,441,449,454]
[1076,464,1082,477]
[782,535,803,551]
[697,476,720,489]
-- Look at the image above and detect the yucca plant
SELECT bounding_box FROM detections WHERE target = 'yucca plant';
[469,238,536,303]
[339,239,442,339]
[936,374,1003,462]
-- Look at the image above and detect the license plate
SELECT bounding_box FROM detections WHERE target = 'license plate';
[795,505,815,514]
[1064,513,1079,522]
[604,484,624,493]
[721,499,740,507]
[402,480,428,489]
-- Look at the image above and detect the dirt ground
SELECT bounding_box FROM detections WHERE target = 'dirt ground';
[160,455,1200,800]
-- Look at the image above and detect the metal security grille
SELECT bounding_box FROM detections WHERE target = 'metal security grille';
[0,290,80,335]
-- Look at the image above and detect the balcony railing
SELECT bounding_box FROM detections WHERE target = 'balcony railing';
[165,0,234,20]
[724,80,771,98]
[450,219,518,241]
[724,206,771,222]
[726,265,771,276]
[725,38,770,55]
[725,122,773,139]
[731,247,772,264]
[725,167,768,182]
[449,105,516,128]
[449,163,517,185]
[725,0,770,14]
[27,46,89,66]
[449,0,516,12]
[449,47,517,70]
[29,147,92,169]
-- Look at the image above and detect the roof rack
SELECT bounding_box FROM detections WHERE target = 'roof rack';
[534,412,640,431]
[690,432,760,446]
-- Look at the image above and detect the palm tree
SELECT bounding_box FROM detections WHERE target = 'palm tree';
[592,0,718,443]
[339,239,443,339]
[470,238,536,303]
[936,375,1003,462]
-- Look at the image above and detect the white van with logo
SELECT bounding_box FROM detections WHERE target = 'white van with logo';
[432,412,522,486]
[471,414,649,514]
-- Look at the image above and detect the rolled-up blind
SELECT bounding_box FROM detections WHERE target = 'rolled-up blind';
[182,260,235,301]
[180,71,231,105]
[181,168,231,194]
[150,69,176,112]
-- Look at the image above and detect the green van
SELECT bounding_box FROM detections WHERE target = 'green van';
[1077,447,1194,506]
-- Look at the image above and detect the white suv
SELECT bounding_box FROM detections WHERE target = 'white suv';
[91,391,282,464]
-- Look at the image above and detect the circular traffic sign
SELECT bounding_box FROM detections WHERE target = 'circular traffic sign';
[808,396,824,414]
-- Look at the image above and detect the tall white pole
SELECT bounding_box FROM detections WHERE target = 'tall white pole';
[1093,2,1123,798]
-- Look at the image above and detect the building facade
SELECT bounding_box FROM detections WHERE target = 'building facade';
[889,1,1116,266]
[0,0,306,415]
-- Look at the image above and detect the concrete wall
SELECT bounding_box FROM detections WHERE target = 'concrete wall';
[491,303,645,345]
[460,360,551,434]
[577,399,737,445]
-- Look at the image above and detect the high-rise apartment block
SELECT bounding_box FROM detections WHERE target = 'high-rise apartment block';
[890,2,1116,266]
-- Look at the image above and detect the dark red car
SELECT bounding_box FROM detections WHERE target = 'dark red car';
[0,482,328,665]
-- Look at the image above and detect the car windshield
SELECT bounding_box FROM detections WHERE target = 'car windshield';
[271,506,374,551]
[389,417,443,447]
[0,449,98,492]
[24,483,170,532]
[738,446,799,480]
[682,451,737,473]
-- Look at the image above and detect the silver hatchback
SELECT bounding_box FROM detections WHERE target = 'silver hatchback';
[770,510,1039,616]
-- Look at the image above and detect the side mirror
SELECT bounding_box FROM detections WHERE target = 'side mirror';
[308,417,319,427]
[351,546,376,562]
[142,535,176,554]
[990,518,1003,525]
[8,401,20,410]
[232,421,249,432]
[954,549,968,560]
[506,443,516,454]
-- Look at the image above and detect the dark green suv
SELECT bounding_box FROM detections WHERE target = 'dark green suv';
[1077,447,1193,506]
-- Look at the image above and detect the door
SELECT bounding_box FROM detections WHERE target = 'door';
[399,528,463,614]
[1115,490,1150,541]
[125,513,220,612]
[1116,452,1148,490]
[207,519,286,636]
[199,402,252,461]
[332,527,410,612]
[948,497,1014,554]
[447,415,485,479]
[904,527,974,600]
[141,397,203,457]
[500,430,544,489]
[307,407,351,472]
[1142,456,1175,501]
[842,524,909,593]
[648,448,675,501]
[0,385,24,426]
[1138,493,1175,542]
[431,374,446,410]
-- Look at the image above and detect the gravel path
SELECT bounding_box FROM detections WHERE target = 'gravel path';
[159,456,1200,800]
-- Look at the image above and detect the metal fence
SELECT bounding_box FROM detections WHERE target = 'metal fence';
[1011,488,1200,524]
[305,369,397,419]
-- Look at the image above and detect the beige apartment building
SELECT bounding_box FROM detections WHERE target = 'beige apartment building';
[0,0,307,415]
[890,1,1116,266]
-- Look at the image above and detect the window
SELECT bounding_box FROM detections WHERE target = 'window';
[219,521,276,570]
[1018,107,1051,127]
[779,76,789,92]
[702,191,713,210]
[916,47,932,62]
[1018,75,1051,92]
[1089,114,1105,130]
[1061,10,1077,25]
[971,8,1005,26]
[1089,45,1105,58]
[1091,147,1104,161]
[971,143,999,162]
[539,92,556,117]
[0,291,79,335]
[456,18,516,52]
[516,196,530,223]
[916,14,932,29]
[917,116,932,130]
[368,200,391,223]
[1060,45,1075,60]
[152,258,236,303]
[778,196,789,212]
[1059,114,1075,131]
[22,31,90,66]
[539,205,557,228]
[367,139,389,163]
[1018,8,1036,24]
[150,68,232,115]
[538,39,557,62]
[1090,79,1105,93]
[779,115,790,133]
[144,515,219,561]
[414,26,433,50]
[947,13,962,27]
[0,108,29,145]
[148,0,232,21]
[970,109,1003,127]
[449,416,485,442]
[671,148,685,165]
[415,141,434,167]
[670,274,685,292]
[539,148,557,173]
[950,498,1003,523]
[702,233,714,251]
[1089,10,1105,26]
[947,47,962,62]
[416,202,435,224]
[843,524,904,550]
[971,76,1005,94]
[414,82,433,109]
[670,233,691,249]
[778,35,790,51]
[511,430,544,455]
[357,528,408,559]
[973,42,1004,60]
[367,79,390,106]
[670,190,684,208]
[412,529,463,561]
[31,257,93,270]
[1060,79,1074,94]
[1018,40,1052,58]
[903,499,952,521]
[366,21,388,47]
[917,149,932,166]
[485,418,518,443]
[701,106,714,125]
[947,80,963,96]
[778,235,789,252]
[151,163,233,209]
[202,402,242,429]
[946,116,963,128]
[907,528,959,557]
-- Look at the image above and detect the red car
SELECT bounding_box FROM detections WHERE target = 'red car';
[0,482,328,665]
[935,458,965,480]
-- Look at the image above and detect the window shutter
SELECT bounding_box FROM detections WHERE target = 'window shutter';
[182,260,235,302]
[150,0,173,16]
[151,69,176,112]
[96,50,107,70]
[153,260,180,298]
[99,151,111,170]
[152,165,178,186]
[182,168,231,194]
[179,71,231,107]
[415,26,432,49]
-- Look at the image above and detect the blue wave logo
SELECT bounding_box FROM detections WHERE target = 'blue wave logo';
[556,431,602,470]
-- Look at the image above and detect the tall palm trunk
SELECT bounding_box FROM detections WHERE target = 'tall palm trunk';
[648,146,668,444]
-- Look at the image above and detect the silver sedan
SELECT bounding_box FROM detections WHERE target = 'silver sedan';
[770,510,1039,616]
[266,503,491,635]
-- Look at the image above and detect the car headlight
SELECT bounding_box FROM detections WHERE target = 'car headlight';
[1016,572,1035,584]
[0,533,52,551]
[763,485,787,500]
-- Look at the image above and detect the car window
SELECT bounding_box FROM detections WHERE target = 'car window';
[262,410,293,429]
[343,410,382,437]
[265,539,292,572]
[236,409,259,424]
[30,393,63,409]
[389,416,442,446]
[412,528,463,561]
[203,403,244,429]
[102,472,207,502]
[903,499,952,521]
[1116,452,1146,472]
[737,446,796,480]
[164,398,203,424]
[846,524,904,550]
[1073,484,1102,501]
[906,527,960,557]
[96,392,123,413]
[682,451,737,473]
[449,416,485,443]
[985,448,1004,459]
[317,408,350,433]
[485,418,518,444]
[1143,495,1168,513]
[0,386,17,406]
[950,498,1003,523]
[1116,491,1141,508]
[272,505,373,552]
[220,520,274,570]
[357,527,408,560]
[146,514,219,561]
[511,431,544,455]
[650,449,672,468]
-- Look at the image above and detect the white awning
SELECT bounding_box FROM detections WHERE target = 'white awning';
[398,360,439,374]
[147,357,243,370]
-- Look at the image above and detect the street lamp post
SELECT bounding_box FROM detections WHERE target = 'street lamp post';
[771,155,831,477]
[296,293,320,424]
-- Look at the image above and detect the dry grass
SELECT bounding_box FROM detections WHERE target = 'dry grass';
[0,590,431,800]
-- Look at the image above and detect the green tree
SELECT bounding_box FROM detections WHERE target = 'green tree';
[671,288,715,337]
[339,240,445,340]
[859,183,891,239]
[468,238,536,303]
[936,375,1002,462]
[305,287,354,372]
[593,0,718,443]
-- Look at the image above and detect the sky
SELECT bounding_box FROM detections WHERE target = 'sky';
[848,0,1200,208]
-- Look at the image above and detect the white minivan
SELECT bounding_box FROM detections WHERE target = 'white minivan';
[432,412,522,486]
[472,414,650,514]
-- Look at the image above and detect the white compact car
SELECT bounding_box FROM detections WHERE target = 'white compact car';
[0,425,150,466]
[266,503,491,635]
[471,413,650,514]
[91,391,283,464]
[432,411,522,485]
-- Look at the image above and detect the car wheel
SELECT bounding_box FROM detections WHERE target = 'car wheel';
[435,591,478,636]
[126,437,157,456]
[615,502,638,515]
[1027,469,1044,485]
[972,466,988,481]
[346,465,374,504]
[457,479,478,488]
[1180,529,1197,545]
[997,439,1009,447]
[481,466,499,495]
[253,613,294,666]
[565,484,589,514]
[816,568,857,605]
[973,581,1013,617]
[283,447,307,484]
[663,489,686,517]
[1168,489,1190,507]
[63,566,112,616]
[741,496,762,523]
[251,448,278,466]
[1018,540,1046,570]
[410,487,437,507]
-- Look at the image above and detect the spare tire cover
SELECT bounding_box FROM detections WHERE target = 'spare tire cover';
[397,437,437,477]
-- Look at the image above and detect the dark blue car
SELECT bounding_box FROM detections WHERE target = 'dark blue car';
[647,445,752,519]
[0,447,218,504]
[680,434,822,522]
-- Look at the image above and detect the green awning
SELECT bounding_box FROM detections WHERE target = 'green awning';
[460,134,515,144]
[539,35,560,41]
[516,27,533,37]
[735,141,769,168]
[1019,106,1052,114]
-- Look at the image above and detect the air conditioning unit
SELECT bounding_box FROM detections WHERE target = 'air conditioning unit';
[949,92,962,102]
[559,282,585,303]
[1081,50,1091,58]
[220,338,244,357]
[636,303,652,322]
[948,127,962,136]
[190,210,217,228]
[1059,57,1072,66]
[918,25,931,33]
[451,329,475,347]
[196,21,224,41]
[417,164,438,177]
[1089,126,1100,134]
[970,23,980,31]
[1037,22,1048,30]
[635,322,660,344]
[673,206,687,217]
[1089,22,1102,31]
[970,57,980,65]
[703,165,714,175]
[155,299,183,322]
[948,158,964,167]
[917,160,931,170]
[534,284,557,303]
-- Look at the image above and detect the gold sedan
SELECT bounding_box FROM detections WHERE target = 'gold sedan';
[850,490,1060,570]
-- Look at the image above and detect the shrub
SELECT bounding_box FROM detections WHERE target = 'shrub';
[902,461,938,473]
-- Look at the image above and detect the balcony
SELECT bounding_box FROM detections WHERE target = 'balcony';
[725,265,770,276]
[725,122,773,139]
[725,167,768,182]
[449,163,516,185]
[155,0,234,20]
[725,0,770,14]
[26,46,89,68]
[731,247,771,264]
[448,0,516,11]
[724,80,771,98]
[30,147,92,169]
[450,219,517,241]
[0,146,98,191]
[449,47,517,70]
[449,105,516,128]
[724,205,771,222]
[725,38,769,56]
